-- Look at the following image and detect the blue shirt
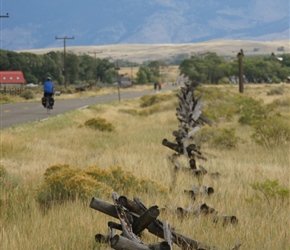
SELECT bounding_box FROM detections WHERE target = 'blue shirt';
[44,80,54,93]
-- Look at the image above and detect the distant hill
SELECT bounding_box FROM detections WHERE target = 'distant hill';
[19,40,290,63]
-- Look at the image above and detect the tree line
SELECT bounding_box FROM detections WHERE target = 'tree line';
[0,49,118,85]
[0,48,289,86]
[179,52,290,84]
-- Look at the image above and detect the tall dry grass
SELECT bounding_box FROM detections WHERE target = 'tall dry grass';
[0,84,289,250]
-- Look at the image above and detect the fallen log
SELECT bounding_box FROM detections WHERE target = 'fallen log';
[110,234,150,250]
[89,197,135,223]
[95,233,109,243]
[148,242,172,250]
[112,192,143,244]
[132,205,160,235]
[108,221,123,231]
[118,195,145,215]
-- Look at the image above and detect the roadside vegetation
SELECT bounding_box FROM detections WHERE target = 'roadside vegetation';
[1,48,289,87]
[0,84,289,249]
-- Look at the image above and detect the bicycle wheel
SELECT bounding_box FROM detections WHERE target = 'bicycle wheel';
[46,98,50,114]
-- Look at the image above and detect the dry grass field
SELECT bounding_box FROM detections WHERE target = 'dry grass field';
[0,84,289,250]
[19,40,290,63]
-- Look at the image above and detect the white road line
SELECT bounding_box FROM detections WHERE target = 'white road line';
[79,105,89,110]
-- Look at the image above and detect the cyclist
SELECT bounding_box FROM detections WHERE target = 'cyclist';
[42,77,54,108]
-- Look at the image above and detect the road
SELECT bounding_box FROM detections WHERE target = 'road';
[1,85,178,129]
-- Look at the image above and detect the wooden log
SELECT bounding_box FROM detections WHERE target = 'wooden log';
[110,234,150,250]
[185,186,214,198]
[200,203,217,215]
[163,221,172,249]
[95,233,109,243]
[89,197,135,223]
[148,242,172,250]
[213,216,238,226]
[133,197,202,250]
[118,195,145,215]
[184,190,196,200]
[132,205,160,235]
[112,192,143,244]
[189,159,197,169]
[108,221,123,231]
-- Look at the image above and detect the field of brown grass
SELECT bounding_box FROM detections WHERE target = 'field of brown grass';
[1,84,289,249]
[19,40,290,63]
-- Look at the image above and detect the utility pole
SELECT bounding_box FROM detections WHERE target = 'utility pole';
[237,49,244,93]
[55,36,74,88]
[0,13,9,18]
[88,50,102,85]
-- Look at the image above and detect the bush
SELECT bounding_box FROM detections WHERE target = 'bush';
[269,96,290,108]
[20,89,35,100]
[0,165,23,190]
[237,97,272,125]
[267,86,284,95]
[251,116,290,147]
[194,127,240,149]
[212,127,240,149]
[140,94,172,108]
[37,164,113,207]
[56,86,74,94]
[0,95,12,104]
[84,117,114,132]
[118,108,138,116]
[248,179,289,205]
[37,164,168,207]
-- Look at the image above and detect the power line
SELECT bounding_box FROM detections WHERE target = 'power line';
[0,13,9,18]
[55,36,74,88]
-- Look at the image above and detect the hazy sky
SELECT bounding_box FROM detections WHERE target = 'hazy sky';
[1,0,289,50]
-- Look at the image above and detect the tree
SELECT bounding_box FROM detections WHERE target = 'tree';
[135,67,149,84]
[0,50,10,70]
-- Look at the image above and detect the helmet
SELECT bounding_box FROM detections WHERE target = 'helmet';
[47,77,51,81]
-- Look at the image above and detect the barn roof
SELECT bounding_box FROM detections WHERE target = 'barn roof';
[0,71,26,84]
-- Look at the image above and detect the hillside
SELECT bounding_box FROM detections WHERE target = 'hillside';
[18,40,290,63]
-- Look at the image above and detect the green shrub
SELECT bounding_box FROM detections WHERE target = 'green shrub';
[56,86,74,94]
[20,89,35,100]
[192,127,217,147]
[0,95,12,104]
[37,164,168,207]
[140,94,172,108]
[251,116,290,147]
[84,117,114,132]
[0,165,23,190]
[0,165,8,179]
[138,105,162,116]
[212,127,239,149]
[37,164,114,207]
[194,127,239,149]
[248,179,289,205]
[267,86,284,95]
[204,100,236,122]
[269,97,290,108]
[118,108,138,116]
[237,97,272,125]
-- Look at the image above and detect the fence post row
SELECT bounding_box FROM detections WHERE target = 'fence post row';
[89,81,241,250]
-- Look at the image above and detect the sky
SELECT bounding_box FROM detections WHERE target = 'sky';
[0,0,289,50]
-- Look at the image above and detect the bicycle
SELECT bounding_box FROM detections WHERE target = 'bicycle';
[42,95,54,114]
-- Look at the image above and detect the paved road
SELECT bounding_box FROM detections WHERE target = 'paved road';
[1,85,178,129]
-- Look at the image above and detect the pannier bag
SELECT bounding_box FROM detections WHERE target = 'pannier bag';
[42,97,54,107]
[41,97,46,107]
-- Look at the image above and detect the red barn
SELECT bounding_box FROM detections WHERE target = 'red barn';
[0,71,26,87]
